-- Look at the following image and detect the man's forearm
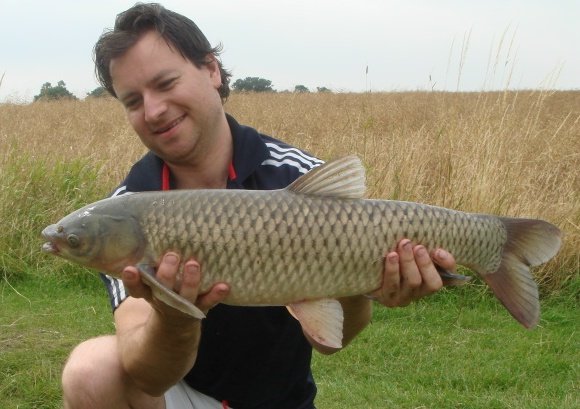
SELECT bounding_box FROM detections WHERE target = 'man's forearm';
[116,304,202,396]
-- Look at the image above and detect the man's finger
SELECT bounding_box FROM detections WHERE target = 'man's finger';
[398,240,422,289]
[382,252,401,293]
[196,283,230,312]
[156,252,180,289]
[179,260,201,301]
[413,245,443,294]
[431,248,456,272]
[370,251,401,307]
[122,266,151,299]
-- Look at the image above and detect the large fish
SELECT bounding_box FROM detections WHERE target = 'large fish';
[42,156,561,348]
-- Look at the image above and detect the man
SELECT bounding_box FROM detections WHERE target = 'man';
[61,3,455,409]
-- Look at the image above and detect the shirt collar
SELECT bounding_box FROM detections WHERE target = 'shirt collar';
[226,114,270,188]
[161,114,269,190]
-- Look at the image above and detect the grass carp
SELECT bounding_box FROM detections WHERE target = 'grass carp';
[41,156,562,348]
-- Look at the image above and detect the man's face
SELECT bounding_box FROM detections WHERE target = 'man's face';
[110,30,224,165]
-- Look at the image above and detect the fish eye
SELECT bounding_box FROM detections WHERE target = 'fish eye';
[67,234,80,248]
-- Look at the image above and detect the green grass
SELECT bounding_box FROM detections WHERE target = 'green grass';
[0,154,107,282]
[312,284,579,408]
[1,276,577,408]
[0,275,113,409]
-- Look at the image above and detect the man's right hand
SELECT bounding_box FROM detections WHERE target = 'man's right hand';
[121,252,230,319]
[113,252,230,395]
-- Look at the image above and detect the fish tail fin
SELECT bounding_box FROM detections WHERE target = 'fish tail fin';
[482,218,562,329]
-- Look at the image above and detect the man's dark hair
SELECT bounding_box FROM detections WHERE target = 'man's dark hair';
[94,2,231,101]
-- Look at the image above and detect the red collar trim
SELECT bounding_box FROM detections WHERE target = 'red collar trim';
[161,162,237,191]
[162,162,171,191]
[228,161,237,181]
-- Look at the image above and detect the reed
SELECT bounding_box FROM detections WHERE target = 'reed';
[0,91,578,291]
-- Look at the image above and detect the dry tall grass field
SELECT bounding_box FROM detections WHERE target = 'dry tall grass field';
[0,91,578,291]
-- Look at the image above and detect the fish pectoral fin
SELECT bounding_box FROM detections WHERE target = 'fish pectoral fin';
[137,264,206,319]
[287,299,344,349]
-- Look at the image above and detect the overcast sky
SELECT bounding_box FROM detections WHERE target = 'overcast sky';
[1,0,578,102]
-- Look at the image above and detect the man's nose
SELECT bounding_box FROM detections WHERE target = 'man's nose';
[143,92,167,123]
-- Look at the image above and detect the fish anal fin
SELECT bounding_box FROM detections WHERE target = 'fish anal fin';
[137,264,206,319]
[483,255,539,328]
[286,156,366,199]
[287,299,344,349]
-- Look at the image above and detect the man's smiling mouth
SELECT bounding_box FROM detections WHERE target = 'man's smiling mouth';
[155,115,185,134]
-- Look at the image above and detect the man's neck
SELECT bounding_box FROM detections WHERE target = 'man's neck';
[168,116,233,190]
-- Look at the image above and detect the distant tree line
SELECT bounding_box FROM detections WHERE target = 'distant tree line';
[34,81,77,101]
[231,77,332,93]
[232,77,274,92]
[86,86,109,98]
[33,78,331,102]
[33,81,110,102]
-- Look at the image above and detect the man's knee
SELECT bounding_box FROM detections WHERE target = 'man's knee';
[62,336,125,408]
[62,335,165,409]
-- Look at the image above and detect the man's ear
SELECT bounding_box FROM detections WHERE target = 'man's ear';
[206,54,222,88]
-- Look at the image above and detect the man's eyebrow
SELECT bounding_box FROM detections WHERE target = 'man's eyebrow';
[150,69,179,84]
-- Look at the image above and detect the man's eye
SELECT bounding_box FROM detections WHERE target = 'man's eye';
[159,78,176,90]
[124,98,141,109]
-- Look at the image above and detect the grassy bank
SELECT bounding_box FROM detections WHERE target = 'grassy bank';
[1,277,577,408]
[312,283,579,408]
[0,276,112,408]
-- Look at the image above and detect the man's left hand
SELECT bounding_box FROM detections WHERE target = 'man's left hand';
[372,239,455,307]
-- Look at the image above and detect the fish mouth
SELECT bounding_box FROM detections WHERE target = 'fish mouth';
[41,225,60,254]
[42,241,59,254]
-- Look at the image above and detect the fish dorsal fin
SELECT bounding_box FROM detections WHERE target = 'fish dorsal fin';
[286,155,366,199]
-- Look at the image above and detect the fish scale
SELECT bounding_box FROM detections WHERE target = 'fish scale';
[42,155,562,344]
[134,189,506,305]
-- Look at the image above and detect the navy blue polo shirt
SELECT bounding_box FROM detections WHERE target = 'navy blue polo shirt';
[101,114,323,409]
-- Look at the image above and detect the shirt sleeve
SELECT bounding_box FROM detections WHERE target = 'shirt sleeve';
[99,184,131,312]
[100,273,128,312]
